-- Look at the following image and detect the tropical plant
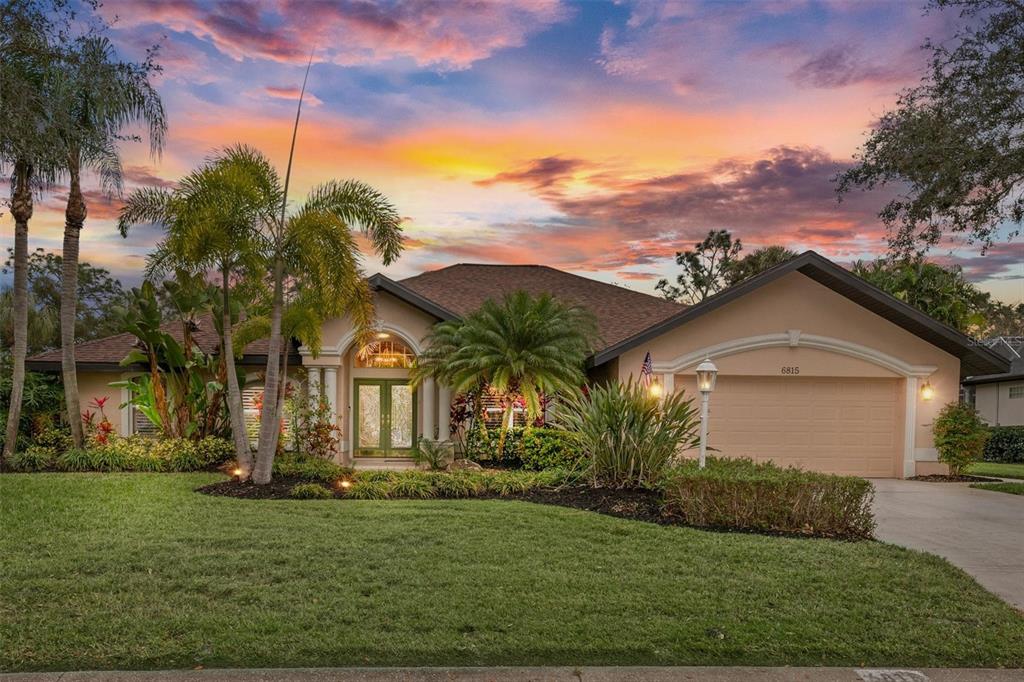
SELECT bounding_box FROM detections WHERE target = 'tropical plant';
[836,0,1024,255]
[51,28,166,448]
[932,401,990,476]
[556,379,701,488]
[289,394,341,460]
[412,438,454,471]
[413,291,597,455]
[0,0,66,461]
[852,258,993,334]
[656,229,742,304]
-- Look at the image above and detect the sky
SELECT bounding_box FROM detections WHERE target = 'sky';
[3,0,1023,304]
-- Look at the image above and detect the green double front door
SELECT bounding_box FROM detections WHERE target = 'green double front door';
[353,379,417,458]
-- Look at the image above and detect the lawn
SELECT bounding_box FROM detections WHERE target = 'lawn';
[971,481,1024,495]
[2,474,1023,672]
[968,461,1024,479]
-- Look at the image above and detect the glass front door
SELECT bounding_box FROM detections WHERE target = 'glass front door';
[354,379,417,457]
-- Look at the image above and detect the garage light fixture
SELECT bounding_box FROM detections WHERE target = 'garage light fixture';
[920,381,935,401]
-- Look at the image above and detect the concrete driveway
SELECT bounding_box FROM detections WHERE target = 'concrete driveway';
[872,479,1024,609]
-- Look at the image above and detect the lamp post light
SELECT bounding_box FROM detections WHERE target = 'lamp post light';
[695,357,718,469]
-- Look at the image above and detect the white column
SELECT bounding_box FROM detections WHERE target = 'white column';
[323,367,339,426]
[307,367,322,403]
[662,372,675,396]
[438,383,452,441]
[903,376,918,479]
[421,377,436,441]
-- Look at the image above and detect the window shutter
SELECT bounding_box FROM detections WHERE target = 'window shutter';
[132,407,160,437]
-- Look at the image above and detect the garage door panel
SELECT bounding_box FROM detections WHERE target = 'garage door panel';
[680,375,900,478]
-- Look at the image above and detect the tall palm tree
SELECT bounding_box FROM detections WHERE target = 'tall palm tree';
[118,148,270,474]
[250,173,403,484]
[53,35,165,447]
[412,291,598,451]
[0,2,63,460]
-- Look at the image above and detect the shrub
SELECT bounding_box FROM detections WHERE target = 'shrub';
[412,438,453,470]
[11,445,57,472]
[464,423,523,464]
[195,437,234,467]
[662,458,875,540]
[389,471,436,499]
[429,471,484,498]
[556,380,700,488]
[984,426,1024,463]
[89,445,131,472]
[519,428,583,471]
[272,455,350,483]
[932,402,989,475]
[34,426,72,454]
[346,479,391,500]
[56,448,94,472]
[483,470,535,496]
[289,483,334,499]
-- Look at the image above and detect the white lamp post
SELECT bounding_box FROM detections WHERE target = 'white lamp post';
[695,357,718,468]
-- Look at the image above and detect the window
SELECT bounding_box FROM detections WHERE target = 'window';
[242,385,296,449]
[355,335,414,368]
[1010,385,1024,400]
[132,407,160,437]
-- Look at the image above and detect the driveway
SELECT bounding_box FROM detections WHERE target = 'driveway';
[872,479,1024,609]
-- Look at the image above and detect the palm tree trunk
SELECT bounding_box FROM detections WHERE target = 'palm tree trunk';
[221,267,252,475]
[3,160,34,463]
[61,152,85,448]
[252,256,285,484]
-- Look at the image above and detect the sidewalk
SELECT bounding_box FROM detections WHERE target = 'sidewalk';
[3,667,1023,682]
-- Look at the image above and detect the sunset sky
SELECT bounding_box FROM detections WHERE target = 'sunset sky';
[4,0,1023,304]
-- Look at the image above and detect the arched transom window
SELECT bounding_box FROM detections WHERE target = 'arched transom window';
[356,334,415,368]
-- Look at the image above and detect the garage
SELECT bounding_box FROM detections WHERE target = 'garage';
[677,375,902,478]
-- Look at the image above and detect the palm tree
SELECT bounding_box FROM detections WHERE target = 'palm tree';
[250,173,403,484]
[0,2,63,460]
[119,148,270,474]
[413,291,598,452]
[53,35,165,447]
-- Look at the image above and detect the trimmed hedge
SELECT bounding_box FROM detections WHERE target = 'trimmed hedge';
[984,426,1024,463]
[519,428,584,471]
[10,436,234,473]
[662,458,875,540]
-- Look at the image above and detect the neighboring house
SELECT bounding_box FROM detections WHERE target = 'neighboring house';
[27,251,1009,478]
[962,337,1024,426]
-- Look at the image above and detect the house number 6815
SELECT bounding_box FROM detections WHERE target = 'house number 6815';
[781,366,800,375]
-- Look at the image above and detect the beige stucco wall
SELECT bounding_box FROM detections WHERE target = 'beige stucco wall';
[617,271,961,473]
[78,371,126,434]
[975,382,1024,426]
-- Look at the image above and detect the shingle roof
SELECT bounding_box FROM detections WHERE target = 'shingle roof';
[399,264,684,352]
[26,313,285,369]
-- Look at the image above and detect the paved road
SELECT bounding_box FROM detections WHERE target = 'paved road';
[3,668,1023,682]
[872,479,1024,609]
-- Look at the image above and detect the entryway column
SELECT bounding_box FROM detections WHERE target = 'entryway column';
[438,383,452,441]
[422,377,436,441]
[323,367,339,425]
[307,367,322,402]
[662,372,675,395]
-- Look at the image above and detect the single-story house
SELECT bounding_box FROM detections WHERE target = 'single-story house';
[962,337,1024,426]
[28,251,1009,478]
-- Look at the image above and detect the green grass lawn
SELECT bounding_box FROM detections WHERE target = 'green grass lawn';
[968,461,1024,479]
[2,474,1023,672]
[971,481,1024,495]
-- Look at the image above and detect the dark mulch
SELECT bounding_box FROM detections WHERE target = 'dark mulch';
[198,478,668,523]
[908,474,1000,483]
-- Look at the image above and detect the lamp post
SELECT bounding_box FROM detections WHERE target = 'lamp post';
[695,358,718,469]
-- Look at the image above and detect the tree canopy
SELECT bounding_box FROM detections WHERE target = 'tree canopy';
[837,0,1024,255]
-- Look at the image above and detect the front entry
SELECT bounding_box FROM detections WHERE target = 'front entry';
[353,379,417,457]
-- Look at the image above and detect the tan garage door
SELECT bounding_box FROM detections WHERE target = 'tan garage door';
[678,375,901,478]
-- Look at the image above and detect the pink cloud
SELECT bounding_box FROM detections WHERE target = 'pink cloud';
[264,86,323,106]
[106,0,571,70]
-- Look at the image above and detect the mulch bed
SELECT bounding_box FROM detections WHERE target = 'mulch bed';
[197,478,669,523]
[907,474,1000,482]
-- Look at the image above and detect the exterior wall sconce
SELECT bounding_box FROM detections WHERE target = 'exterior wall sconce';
[648,378,664,398]
[695,358,719,469]
[920,381,935,401]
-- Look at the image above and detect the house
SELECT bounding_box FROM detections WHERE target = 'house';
[962,337,1024,426]
[27,251,1009,478]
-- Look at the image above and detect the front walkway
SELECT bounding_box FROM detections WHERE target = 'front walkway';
[872,479,1024,609]
[4,667,1024,681]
